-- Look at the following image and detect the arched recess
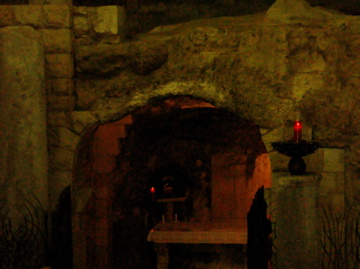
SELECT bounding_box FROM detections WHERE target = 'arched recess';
[71,95,271,269]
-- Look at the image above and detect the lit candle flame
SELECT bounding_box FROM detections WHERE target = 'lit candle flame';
[293,121,302,143]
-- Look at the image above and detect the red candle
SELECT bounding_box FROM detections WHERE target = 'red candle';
[293,121,302,142]
[150,187,155,200]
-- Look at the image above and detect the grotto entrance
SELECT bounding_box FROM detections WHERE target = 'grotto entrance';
[72,96,271,269]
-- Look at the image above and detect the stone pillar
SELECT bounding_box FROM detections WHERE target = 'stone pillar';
[0,26,48,216]
[273,173,321,268]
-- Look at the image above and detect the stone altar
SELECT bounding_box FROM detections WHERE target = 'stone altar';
[147,221,247,269]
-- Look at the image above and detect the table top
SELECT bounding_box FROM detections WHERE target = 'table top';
[147,221,247,244]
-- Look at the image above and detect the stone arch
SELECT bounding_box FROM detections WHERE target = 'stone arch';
[90,81,237,123]
[70,94,274,268]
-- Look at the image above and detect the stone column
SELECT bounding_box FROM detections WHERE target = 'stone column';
[0,26,48,217]
[273,173,321,269]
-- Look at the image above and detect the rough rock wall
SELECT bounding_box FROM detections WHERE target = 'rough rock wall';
[75,7,360,139]
[72,0,360,215]
[1,0,359,224]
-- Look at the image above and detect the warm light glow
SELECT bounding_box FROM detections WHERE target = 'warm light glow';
[150,187,155,200]
[293,121,302,142]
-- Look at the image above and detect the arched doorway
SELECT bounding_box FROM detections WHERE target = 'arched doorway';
[72,96,271,269]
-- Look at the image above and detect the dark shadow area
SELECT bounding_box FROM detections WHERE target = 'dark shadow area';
[51,186,73,269]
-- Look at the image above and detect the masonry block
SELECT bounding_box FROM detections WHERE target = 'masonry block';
[0,6,14,27]
[47,95,76,111]
[45,54,74,78]
[48,127,80,150]
[47,111,71,127]
[90,6,126,38]
[74,16,90,36]
[41,29,73,54]
[43,5,71,28]
[73,6,87,15]
[70,111,98,134]
[46,78,74,96]
[49,146,74,170]
[13,5,43,28]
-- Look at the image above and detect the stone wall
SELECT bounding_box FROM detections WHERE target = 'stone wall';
[1,0,360,267]
[70,0,360,215]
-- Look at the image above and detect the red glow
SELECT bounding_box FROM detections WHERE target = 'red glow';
[293,121,302,142]
[150,187,155,200]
